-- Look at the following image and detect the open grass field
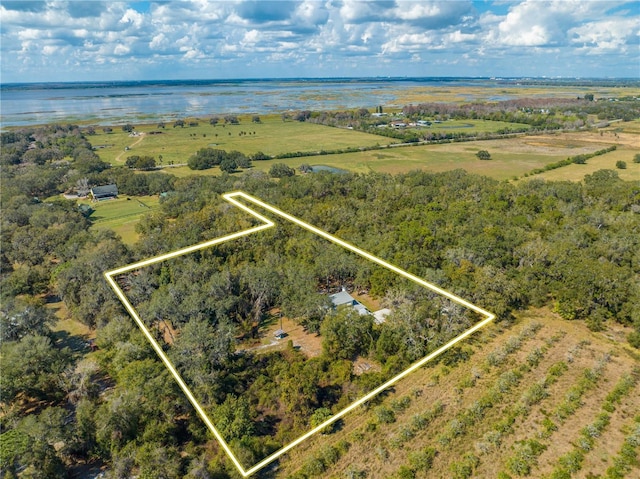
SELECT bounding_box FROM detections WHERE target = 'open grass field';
[157,132,629,181]
[194,133,615,181]
[532,145,640,182]
[524,121,640,182]
[89,115,397,166]
[277,307,640,479]
[89,113,639,184]
[78,195,160,244]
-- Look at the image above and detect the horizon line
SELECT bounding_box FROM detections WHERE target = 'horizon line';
[3,75,639,87]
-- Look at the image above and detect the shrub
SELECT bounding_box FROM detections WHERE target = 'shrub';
[391,396,412,412]
[375,406,396,424]
[408,446,436,471]
[476,150,491,160]
[615,160,627,169]
[302,458,325,476]
[395,466,415,479]
[521,382,549,407]
[345,466,367,479]
[450,454,480,479]
[633,153,640,163]
[558,450,584,473]
[269,162,296,177]
[506,440,546,476]
[411,414,427,430]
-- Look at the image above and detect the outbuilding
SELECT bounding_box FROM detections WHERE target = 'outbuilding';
[90,184,118,201]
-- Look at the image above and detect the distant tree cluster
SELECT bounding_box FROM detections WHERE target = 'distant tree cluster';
[187,147,252,171]
[125,155,156,170]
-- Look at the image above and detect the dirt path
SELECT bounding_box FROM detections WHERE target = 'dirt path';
[115,133,146,163]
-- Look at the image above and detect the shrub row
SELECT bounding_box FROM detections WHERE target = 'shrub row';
[438,369,524,446]
[547,372,639,478]
[389,401,445,449]
[553,354,611,422]
[475,360,568,455]
[604,416,640,479]
[602,370,639,413]
[288,440,351,479]
[484,321,543,369]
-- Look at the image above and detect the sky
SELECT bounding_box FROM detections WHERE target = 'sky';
[1,0,639,83]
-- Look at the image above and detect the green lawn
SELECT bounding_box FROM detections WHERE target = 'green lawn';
[78,195,161,244]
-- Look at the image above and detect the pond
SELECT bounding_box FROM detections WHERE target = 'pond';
[310,165,349,174]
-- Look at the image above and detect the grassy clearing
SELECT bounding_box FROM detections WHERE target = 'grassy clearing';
[532,145,640,182]
[89,115,395,166]
[78,195,160,244]
[225,135,613,180]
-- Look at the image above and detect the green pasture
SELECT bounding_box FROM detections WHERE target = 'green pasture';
[156,134,623,181]
[240,136,610,180]
[78,195,160,244]
[531,146,640,182]
[89,115,395,166]
[89,116,536,168]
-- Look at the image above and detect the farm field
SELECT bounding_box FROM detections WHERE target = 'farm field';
[279,308,640,479]
[77,195,161,244]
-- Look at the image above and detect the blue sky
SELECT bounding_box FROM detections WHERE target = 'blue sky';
[1,0,638,83]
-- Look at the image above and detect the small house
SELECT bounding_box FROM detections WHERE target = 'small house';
[329,288,370,316]
[90,184,118,201]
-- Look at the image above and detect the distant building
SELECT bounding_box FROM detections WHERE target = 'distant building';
[90,184,118,201]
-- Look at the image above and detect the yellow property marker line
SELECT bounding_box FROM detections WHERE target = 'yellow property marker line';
[104,191,495,477]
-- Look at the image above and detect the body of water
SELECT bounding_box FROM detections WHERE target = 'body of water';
[1,77,625,128]
[0,77,502,127]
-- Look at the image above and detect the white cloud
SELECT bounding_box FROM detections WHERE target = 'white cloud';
[120,8,144,28]
[149,33,169,50]
[113,44,130,56]
[570,17,640,53]
[0,0,637,82]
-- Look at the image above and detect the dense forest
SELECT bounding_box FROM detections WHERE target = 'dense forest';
[1,119,639,478]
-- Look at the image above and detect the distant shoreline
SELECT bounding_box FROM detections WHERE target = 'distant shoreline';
[2,77,638,128]
[3,76,639,90]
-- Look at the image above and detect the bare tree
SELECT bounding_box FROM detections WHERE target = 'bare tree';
[76,177,90,197]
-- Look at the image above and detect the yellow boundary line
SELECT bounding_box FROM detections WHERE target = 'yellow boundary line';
[104,191,495,477]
